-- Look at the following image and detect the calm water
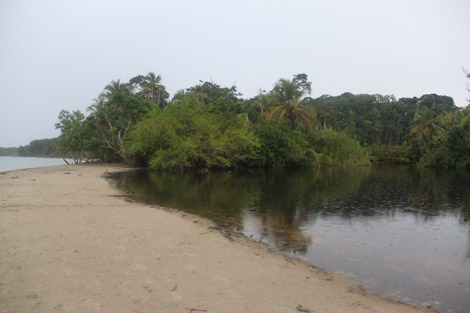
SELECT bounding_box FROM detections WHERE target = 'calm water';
[113,166,470,313]
[0,156,67,171]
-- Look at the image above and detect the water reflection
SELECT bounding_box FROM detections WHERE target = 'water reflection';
[113,166,470,312]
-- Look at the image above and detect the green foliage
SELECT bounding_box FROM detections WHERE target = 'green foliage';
[172,81,245,127]
[54,71,467,171]
[12,138,60,157]
[366,144,411,164]
[173,81,241,106]
[55,110,92,163]
[410,106,441,153]
[268,74,317,131]
[310,130,370,167]
[129,72,169,108]
[127,96,260,170]
[250,121,368,168]
[88,90,153,162]
[415,94,455,117]
[305,93,456,145]
[250,120,315,167]
[0,147,19,156]
[417,108,470,169]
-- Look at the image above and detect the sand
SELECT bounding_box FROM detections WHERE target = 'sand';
[0,164,437,313]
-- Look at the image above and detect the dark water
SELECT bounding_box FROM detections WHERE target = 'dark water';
[113,166,470,313]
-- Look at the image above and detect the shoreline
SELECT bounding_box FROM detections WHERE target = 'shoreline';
[0,156,70,173]
[0,164,437,313]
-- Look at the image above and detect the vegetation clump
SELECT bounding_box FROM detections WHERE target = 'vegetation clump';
[0,138,59,158]
[50,71,470,170]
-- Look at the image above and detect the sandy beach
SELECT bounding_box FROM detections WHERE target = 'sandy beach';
[0,164,437,313]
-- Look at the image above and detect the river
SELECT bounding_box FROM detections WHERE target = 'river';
[114,166,470,313]
[0,156,68,171]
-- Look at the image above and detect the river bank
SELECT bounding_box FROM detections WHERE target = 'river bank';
[0,164,436,313]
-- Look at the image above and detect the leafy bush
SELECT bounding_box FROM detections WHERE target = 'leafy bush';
[127,96,260,170]
[310,130,370,167]
[250,120,315,167]
[366,144,411,164]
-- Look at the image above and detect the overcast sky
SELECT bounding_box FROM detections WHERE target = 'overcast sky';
[1,0,469,147]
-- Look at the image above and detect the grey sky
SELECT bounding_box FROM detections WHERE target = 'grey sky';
[1,0,469,147]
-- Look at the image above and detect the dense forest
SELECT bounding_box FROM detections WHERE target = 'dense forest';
[35,71,470,170]
[0,138,59,158]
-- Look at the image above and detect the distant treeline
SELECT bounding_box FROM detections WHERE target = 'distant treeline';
[47,70,470,170]
[303,93,455,145]
[0,138,59,158]
[0,147,19,156]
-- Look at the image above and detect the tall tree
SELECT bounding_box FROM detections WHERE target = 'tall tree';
[55,110,92,163]
[101,79,130,100]
[268,74,316,130]
[255,92,274,119]
[87,95,105,117]
[129,72,169,108]
[88,93,152,162]
[88,81,151,161]
[180,81,241,107]
[410,107,440,152]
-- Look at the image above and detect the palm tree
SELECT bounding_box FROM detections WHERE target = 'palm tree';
[267,76,316,130]
[87,95,105,116]
[410,107,440,151]
[172,89,187,102]
[254,91,274,119]
[101,79,130,100]
[142,72,169,107]
[129,72,168,108]
[438,111,459,131]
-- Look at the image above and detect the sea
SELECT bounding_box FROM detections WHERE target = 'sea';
[0,156,69,172]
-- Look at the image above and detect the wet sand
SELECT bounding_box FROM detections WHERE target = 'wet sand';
[0,164,437,313]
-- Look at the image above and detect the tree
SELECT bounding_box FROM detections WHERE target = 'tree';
[268,74,316,131]
[415,94,455,117]
[179,81,241,107]
[127,95,260,169]
[174,81,245,129]
[416,108,470,169]
[129,72,169,108]
[101,79,130,100]
[55,110,92,163]
[254,92,274,119]
[88,93,152,162]
[410,107,440,153]
[15,138,60,157]
[83,74,167,162]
